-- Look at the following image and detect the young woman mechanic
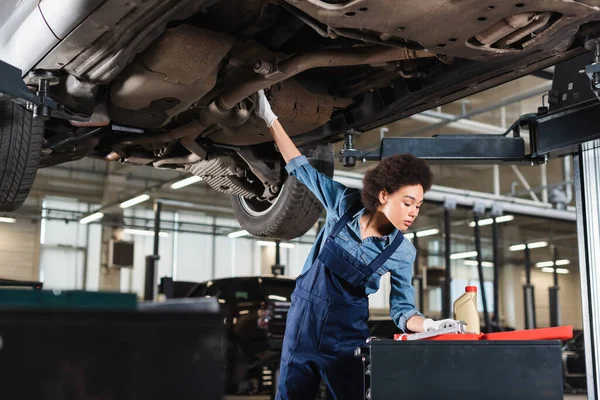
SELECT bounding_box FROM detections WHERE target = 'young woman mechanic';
[253,90,458,400]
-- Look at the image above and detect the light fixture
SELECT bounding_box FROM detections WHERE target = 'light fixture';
[509,241,548,251]
[541,267,569,274]
[536,259,570,268]
[228,230,250,238]
[123,228,169,237]
[404,228,439,240]
[528,241,548,249]
[119,194,150,209]
[0,217,16,223]
[256,240,295,249]
[416,229,439,237]
[170,176,202,190]
[469,215,514,227]
[464,260,494,268]
[268,295,288,301]
[450,251,478,260]
[80,212,104,224]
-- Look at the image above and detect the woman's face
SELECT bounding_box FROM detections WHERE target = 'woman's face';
[378,185,424,231]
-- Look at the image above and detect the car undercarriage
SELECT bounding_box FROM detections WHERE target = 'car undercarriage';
[1,0,600,238]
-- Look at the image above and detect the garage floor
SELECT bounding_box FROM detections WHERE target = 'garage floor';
[225,396,587,400]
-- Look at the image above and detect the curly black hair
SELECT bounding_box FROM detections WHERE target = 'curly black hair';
[361,154,433,213]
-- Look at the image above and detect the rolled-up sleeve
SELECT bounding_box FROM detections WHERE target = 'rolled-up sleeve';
[389,247,423,332]
[285,155,348,212]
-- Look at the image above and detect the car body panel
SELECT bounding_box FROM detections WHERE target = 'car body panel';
[0,0,58,73]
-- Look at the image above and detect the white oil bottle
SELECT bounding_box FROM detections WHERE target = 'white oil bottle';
[453,286,481,334]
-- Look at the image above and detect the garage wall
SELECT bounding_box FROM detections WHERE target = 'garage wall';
[0,217,40,282]
[501,263,583,330]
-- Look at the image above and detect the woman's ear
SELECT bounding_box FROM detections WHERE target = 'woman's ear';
[378,190,388,205]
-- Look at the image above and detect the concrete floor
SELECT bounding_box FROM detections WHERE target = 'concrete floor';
[226,396,587,400]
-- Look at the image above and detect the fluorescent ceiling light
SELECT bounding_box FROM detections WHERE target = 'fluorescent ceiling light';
[0,217,16,223]
[123,228,169,237]
[509,241,548,251]
[536,259,570,268]
[120,194,150,209]
[469,215,514,227]
[528,241,548,249]
[541,267,569,274]
[170,176,202,190]
[464,260,494,268]
[268,295,288,301]
[416,229,439,237]
[256,240,295,249]
[228,230,250,238]
[404,228,439,240]
[450,251,478,260]
[80,212,104,224]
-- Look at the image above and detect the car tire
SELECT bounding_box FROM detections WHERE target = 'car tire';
[230,143,334,240]
[0,100,43,211]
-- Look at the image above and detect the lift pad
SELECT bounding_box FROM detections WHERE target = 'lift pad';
[357,339,563,400]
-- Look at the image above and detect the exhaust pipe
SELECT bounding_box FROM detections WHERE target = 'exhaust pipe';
[217,46,434,111]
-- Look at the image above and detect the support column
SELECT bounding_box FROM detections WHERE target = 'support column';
[272,240,285,276]
[549,245,560,327]
[523,245,536,329]
[144,201,161,301]
[412,236,424,311]
[574,140,600,399]
[473,203,490,333]
[442,198,456,318]
[490,204,502,327]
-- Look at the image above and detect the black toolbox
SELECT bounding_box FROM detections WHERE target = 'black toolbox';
[357,340,563,400]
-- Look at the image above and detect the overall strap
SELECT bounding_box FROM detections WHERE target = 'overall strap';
[367,230,405,272]
[329,204,362,238]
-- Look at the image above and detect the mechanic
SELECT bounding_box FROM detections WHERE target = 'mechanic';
[253,90,457,400]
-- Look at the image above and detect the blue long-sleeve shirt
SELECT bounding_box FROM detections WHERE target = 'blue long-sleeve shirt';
[286,155,423,332]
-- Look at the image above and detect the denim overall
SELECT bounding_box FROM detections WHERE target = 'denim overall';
[276,205,404,399]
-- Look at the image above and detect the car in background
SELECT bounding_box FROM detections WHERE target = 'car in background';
[0,278,42,290]
[562,330,587,394]
[160,276,295,396]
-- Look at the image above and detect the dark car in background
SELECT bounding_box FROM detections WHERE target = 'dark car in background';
[161,276,295,396]
[562,330,587,394]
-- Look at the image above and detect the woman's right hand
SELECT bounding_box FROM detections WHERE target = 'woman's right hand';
[253,89,278,127]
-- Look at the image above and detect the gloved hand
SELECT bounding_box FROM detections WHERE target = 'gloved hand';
[423,318,460,332]
[253,89,278,127]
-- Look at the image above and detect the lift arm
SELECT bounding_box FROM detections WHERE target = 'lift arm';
[340,46,600,167]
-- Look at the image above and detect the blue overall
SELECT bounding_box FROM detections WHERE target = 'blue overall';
[276,204,404,400]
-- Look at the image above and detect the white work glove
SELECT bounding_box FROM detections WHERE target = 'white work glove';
[253,89,278,127]
[423,318,460,332]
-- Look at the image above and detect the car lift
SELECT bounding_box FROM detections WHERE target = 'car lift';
[340,43,600,400]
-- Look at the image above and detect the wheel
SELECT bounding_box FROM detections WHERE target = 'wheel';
[0,100,43,211]
[231,143,334,240]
